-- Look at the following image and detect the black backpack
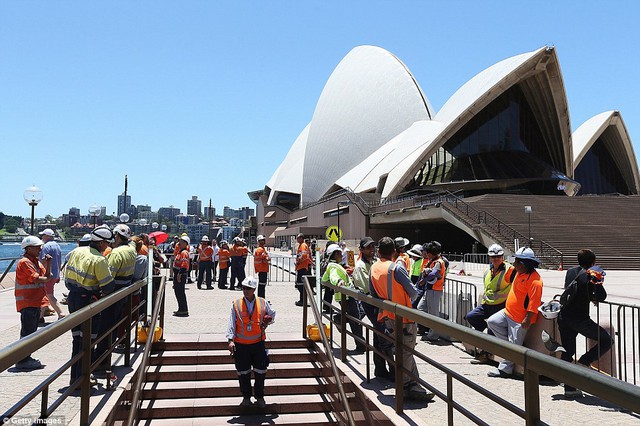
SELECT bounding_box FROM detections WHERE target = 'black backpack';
[559,269,587,309]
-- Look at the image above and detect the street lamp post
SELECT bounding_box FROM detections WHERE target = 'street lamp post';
[524,206,533,246]
[23,185,43,235]
[89,204,101,228]
[119,213,130,224]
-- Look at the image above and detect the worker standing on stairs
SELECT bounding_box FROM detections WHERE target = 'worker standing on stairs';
[227,277,276,408]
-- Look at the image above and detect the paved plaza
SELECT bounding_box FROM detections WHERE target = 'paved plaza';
[1,255,639,425]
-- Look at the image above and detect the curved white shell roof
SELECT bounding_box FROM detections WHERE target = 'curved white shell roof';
[265,123,310,205]
[301,45,433,204]
[572,111,640,192]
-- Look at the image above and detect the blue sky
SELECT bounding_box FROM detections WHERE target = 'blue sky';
[1,2,638,218]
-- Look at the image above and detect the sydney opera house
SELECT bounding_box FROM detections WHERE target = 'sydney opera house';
[249,45,640,267]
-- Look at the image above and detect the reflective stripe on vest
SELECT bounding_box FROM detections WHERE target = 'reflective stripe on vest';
[428,257,446,291]
[482,265,513,305]
[233,298,266,344]
[198,245,213,262]
[370,260,412,324]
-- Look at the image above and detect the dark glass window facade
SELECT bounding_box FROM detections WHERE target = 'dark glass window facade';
[409,85,572,195]
[575,138,632,195]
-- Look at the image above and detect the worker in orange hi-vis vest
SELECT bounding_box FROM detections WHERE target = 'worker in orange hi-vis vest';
[218,241,231,289]
[197,236,215,290]
[253,235,271,298]
[227,277,276,409]
[294,233,312,306]
[15,236,52,371]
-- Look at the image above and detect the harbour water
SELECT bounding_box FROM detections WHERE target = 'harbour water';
[0,242,76,273]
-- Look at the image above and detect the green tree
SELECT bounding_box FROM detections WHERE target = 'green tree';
[5,217,19,233]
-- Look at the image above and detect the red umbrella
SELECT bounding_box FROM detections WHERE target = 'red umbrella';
[148,231,169,245]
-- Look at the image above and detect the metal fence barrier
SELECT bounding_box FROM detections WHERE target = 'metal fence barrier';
[305,278,640,424]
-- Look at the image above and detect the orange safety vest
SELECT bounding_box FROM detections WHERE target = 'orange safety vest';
[233,297,266,344]
[218,249,230,269]
[296,242,311,271]
[229,244,242,257]
[370,260,412,323]
[198,244,214,262]
[173,249,190,269]
[396,252,410,271]
[15,255,46,312]
[254,246,270,273]
[426,257,446,291]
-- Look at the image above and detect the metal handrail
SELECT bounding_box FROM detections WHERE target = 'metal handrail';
[302,277,356,426]
[320,282,640,422]
[0,279,147,423]
[125,275,167,426]
[0,256,20,284]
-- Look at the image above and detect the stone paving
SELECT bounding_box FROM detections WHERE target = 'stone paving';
[1,258,639,425]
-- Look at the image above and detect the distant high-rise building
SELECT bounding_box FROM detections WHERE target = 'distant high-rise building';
[100,206,106,217]
[204,206,216,220]
[139,210,159,222]
[138,204,151,213]
[63,207,81,227]
[117,194,131,216]
[159,206,181,222]
[187,196,202,217]
[223,206,255,220]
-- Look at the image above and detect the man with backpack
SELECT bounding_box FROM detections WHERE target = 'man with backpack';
[558,249,611,398]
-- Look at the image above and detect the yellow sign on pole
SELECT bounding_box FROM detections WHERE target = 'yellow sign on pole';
[325,225,342,242]
[347,250,355,267]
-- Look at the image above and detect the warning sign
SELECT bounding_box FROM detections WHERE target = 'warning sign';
[325,226,342,242]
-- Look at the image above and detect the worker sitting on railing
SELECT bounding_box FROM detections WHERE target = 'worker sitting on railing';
[370,237,434,402]
[486,247,543,379]
[323,244,365,354]
[465,244,516,365]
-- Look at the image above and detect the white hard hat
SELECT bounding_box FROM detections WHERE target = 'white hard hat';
[512,247,540,264]
[113,224,132,239]
[241,276,258,289]
[538,300,561,320]
[21,236,44,250]
[80,234,92,242]
[325,244,341,258]
[201,235,210,242]
[179,235,191,244]
[487,244,504,256]
[257,234,266,241]
[91,225,114,243]
[39,228,55,237]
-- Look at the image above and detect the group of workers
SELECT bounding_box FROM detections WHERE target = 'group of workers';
[14,224,152,388]
[13,224,612,405]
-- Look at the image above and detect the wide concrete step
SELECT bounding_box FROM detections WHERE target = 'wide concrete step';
[152,338,310,352]
[149,348,316,365]
[141,377,355,399]
[136,411,339,425]
[145,361,330,382]
[136,394,372,419]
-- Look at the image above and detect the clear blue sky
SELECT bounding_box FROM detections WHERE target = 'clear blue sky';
[1,2,638,218]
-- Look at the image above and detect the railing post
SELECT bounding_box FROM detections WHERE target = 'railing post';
[340,296,347,362]
[80,319,92,426]
[524,367,540,425]
[394,313,404,414]
[125,295,132,366]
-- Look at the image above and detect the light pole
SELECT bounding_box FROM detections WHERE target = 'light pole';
[89,204,101,228]
[524,205,533,246]
[23,185,43,235]
[152,222,159,231]
[119,213,130,224]
[161,224,167,232]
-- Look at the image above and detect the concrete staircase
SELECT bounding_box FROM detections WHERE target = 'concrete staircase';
[113,335,392,425]
[461,194,640,270]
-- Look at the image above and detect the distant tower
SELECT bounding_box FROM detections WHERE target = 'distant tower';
[117,175,131,216]
[187,196,202,217]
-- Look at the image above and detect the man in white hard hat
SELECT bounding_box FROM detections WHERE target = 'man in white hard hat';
[253,235,270,298]
[227,277,276,408]
[464,244,516,364]
[38,228,64,321]
[486,247,544,378]
[64,225,115,385]
[197,235,214,290]
[14,236,52,371]
[172,235,191,316]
